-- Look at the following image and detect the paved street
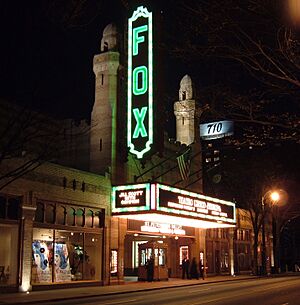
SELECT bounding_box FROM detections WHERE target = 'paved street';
[3,276,298,305]
[48,277,300,305]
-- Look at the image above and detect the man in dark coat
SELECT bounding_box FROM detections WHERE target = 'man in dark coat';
[146,256,154,282]
[182,257,187,279]
[190,257,199,279]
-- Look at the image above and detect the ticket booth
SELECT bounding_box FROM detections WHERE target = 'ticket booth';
[138,241,168,281]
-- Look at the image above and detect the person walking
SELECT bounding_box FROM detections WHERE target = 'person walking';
[200,262,205,280]
[190,257,199,279]
[181,257,187,279]
[146,256,154,282]
[186,258,190,279]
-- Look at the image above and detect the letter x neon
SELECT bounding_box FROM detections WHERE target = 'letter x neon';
[133,107,148,138]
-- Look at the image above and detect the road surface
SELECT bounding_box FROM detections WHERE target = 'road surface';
[41,276,300,305]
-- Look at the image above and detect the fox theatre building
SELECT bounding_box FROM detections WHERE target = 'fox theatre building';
[105,5,236,284]
[110,183,236,282]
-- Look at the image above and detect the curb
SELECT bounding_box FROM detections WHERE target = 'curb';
[0,276,258,304]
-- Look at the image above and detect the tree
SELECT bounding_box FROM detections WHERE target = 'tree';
[0,100,89,191]
[164,0,300,144]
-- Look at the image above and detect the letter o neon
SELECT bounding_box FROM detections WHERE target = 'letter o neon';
[133,66,148,95]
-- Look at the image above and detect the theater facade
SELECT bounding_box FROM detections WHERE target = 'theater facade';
[0,4,270,293]
[108,183,236,282]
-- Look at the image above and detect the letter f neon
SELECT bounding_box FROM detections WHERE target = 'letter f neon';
[133,25,148,56]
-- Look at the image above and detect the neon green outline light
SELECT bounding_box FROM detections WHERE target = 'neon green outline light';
[127,6,153,159]
[156,183,236,224]
[133,66,148,95]
[133,107,148,138]
[133,25,148,56]
[112,183,151,214]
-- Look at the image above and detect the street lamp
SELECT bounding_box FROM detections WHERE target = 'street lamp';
[261,190,280,275]
[287,0,300,28]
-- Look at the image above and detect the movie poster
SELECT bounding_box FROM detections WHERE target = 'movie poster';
[32,241,52,283]
[54,243,72,282]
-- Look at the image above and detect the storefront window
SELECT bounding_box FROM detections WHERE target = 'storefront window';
[32,228,102,284]
[0,224,19,286]
[32,228,53,284]
[63,231,83,281]
[84,233,101,280]
[32,202,104,285]
[54,230,72,282]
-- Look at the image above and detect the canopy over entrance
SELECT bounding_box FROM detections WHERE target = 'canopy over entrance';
[112,183,236,229]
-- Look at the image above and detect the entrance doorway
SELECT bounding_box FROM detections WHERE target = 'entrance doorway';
[123,233,194,280]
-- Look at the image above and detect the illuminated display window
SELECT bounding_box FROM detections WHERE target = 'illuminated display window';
[110,250,118,276]
[180,246,189,264]
[127,6,153,159]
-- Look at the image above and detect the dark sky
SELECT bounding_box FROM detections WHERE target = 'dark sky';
[0,1,126,119]
[0,1,181,120]
[1,1,300,209]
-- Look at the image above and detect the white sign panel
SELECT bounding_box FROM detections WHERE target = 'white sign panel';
[200,120,234,140]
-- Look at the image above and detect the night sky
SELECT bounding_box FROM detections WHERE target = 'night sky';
[0,1,299,206]
[0,1,126,119]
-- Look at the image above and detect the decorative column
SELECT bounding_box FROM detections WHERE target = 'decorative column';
[228,228,235,276]
[19,192,36,292]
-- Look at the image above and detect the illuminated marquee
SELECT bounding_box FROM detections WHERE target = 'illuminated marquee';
[127,6,153,159]
[112,183,236,228]
[156,184,235,222]
[112,183,150,213]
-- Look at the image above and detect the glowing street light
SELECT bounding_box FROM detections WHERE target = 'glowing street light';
[287,0,300,27]
[261,190,280,275]
[270,191,280,202]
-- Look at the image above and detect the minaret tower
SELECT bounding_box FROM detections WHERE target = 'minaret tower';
[174,75,196,145]
[90,24,120,175]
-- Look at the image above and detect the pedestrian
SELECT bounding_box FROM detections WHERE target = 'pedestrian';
[190,257,199,279]
[200,262,205,280]
[186,258,190,279]
[146,256,154,282]
[182,257,187,279]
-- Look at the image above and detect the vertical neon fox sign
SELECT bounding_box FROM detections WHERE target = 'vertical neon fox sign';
[127,6,153,159]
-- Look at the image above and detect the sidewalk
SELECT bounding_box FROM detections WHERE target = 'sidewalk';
[0,275,255,304]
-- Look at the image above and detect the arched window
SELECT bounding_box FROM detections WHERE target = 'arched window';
[76,208,84,227]
[67,207,76,226]
[45,204,55,224]
[35,202,45,223]
[56,205,67,225]
[85,210,94,228]
[104,41,108,51]
[94,211,100,228]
